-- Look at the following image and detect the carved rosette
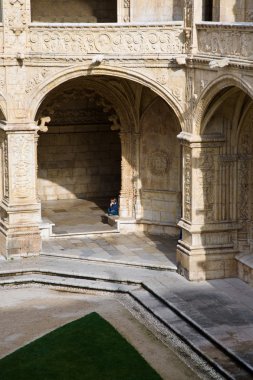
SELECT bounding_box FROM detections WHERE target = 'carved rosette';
[184,146,192,222]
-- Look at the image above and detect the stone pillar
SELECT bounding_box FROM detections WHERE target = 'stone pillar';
[117,0,130,22]
[177,134,238,280]
[119,131,134,218]
[0,123,41,258]
[184,0,202,54]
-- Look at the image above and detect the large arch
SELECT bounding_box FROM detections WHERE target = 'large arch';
[28,65,185,131]
[34,71,183,238]
[193,75,253,135]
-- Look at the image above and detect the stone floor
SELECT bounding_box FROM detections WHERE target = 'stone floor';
[42,198,116,235]
[42,232,178,270]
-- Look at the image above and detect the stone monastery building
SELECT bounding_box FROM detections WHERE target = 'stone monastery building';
[0,0,253,284]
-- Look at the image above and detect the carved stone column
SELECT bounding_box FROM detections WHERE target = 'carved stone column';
[177,133,238,280]
[117,0,131,23]
[184,0,202,54]
[119,131,134,218]
[0,123,41,258]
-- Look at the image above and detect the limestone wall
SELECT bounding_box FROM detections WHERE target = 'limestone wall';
[31,0,117,23]
[37,125,121,201]
[131,0,183,22]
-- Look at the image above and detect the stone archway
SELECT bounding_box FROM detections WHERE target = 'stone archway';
[177,83,253,280]
[35,74,182,238]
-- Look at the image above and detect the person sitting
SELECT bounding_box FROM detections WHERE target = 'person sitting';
[108,197,119,216]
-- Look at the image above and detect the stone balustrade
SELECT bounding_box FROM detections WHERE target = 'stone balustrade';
[197,22,253,60]
[28,23,184,57]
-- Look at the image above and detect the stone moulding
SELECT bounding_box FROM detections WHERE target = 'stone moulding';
[196,23,253,59]
[28,24,184,55]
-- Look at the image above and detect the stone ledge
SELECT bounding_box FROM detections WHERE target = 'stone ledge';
[236,253,253,286]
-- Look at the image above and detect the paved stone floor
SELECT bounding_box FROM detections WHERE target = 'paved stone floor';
[1,255,253,378]
[42,233,177,270]
[42,198,116,235]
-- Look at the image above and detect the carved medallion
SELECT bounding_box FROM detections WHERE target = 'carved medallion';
[148,151,169,176]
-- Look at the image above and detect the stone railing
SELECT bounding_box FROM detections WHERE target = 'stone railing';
[28,23,184,57]
[197,23,253,60]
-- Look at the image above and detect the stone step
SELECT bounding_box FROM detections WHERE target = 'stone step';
[130,288,253,380]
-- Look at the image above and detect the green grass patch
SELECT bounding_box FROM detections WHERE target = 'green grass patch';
[0,312,162,380]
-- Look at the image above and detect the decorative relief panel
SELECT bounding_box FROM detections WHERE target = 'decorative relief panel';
[184,146,191,221]
[25,68,49,94]
[3,138,9,200]
[10,134,35,199]
[239,134,251,222]
[197,25,253,58]
[29,26,184,55]
[148,150,170,176]
[199,149,215,222]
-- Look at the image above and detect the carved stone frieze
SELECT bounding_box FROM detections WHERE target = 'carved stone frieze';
[29,26,184,55]
[197,25,253,58]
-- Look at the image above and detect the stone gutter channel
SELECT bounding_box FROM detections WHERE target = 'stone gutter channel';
[0,269,252,380]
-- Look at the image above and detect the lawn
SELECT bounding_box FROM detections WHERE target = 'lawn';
[0,312,162,380]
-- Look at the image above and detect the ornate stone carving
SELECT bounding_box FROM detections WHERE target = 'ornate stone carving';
[8,0,26,33]
[25,69,49,94]
[29,26,184,55]
[239,134,250,221]
[197,25,253,58]
[184,0,193,52]
[199,149,215,222]
[10,134,35,199]
[148,150,170,176]
[184,146,191,221]
[3,138,9,200]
